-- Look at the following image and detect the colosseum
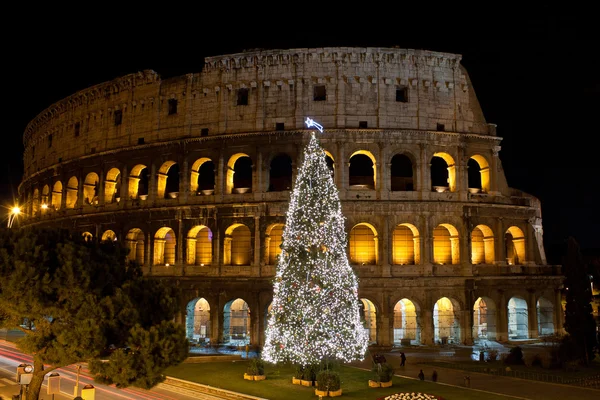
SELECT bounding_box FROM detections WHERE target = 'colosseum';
[18,47,563,350]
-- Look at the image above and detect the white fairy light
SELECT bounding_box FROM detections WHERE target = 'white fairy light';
[262,120,368,366]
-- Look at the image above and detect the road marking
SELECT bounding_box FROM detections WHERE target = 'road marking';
[1,377,15,385]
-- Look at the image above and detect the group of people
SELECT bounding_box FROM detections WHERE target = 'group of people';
[399,352,437,382]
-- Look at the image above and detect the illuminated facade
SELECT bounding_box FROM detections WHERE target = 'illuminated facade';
[19,47,563,348]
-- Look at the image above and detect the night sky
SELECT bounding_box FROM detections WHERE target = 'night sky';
[2,6,598,262]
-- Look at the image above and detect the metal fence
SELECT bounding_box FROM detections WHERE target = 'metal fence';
[424,362,600,389]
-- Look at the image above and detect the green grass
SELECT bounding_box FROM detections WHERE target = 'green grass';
[165,361,513,400]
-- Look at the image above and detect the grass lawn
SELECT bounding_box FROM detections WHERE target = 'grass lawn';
[165,360,513,400]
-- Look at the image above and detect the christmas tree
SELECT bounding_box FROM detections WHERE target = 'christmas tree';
[262,118,368,366]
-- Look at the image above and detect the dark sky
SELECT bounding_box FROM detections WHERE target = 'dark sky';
[2,5,598,261]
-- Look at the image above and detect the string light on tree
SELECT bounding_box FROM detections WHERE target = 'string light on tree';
[262,117,368,366]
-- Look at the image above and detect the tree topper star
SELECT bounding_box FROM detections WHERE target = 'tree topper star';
[304,117,324,133]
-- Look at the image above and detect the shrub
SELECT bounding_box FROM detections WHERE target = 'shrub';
[372,362,395,382]
[302,364,318,381]
[373,353,387,364]
[316,370,341,391]
[504,346,525,365]
[531,353,543,367]
[246,358,265,375]
[293,364,304,379]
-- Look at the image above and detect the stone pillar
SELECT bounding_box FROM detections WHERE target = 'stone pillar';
[98,169,105,206]
[495,218,506,265]
[421,214,432,272]
[216,153,225,196]
[250,295,260,347]
[120,165,129,201]
[462,310,473,345]
[254,216,261,268]
[181,157,189,202]
[148,163,157,203]
[337,142,346,199]
[421,309,434,345]
[146,230,153,269]
[177,217,184,267]
[76,173,84,208]
[381,217,390,275]
[490,146,501,194]
[528,290,539,339]
[496,290,508,342]
[419,143,430,193]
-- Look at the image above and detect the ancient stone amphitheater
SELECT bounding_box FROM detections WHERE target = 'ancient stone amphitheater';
[19,47,563,349]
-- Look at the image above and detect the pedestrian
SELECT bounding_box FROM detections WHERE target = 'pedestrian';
[400,352,406,366]
[418,369,424,380]
[432,370,438,382]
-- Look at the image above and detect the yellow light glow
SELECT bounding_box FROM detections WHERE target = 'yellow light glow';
[11,206,21,215]
[41,204,48,209]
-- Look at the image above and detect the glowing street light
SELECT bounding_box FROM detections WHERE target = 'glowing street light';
[7,206,20,228]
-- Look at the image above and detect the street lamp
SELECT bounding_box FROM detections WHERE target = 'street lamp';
[16,363,33,400]
[7,206,20,228]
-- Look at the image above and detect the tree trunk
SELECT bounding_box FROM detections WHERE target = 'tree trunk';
[26,358,45,400]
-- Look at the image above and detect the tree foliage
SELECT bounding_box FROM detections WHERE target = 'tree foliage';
[562,236,598,364]
[0,228,189,399]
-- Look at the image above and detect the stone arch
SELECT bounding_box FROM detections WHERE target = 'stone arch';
[125,228,145,264]
[393,298,421,345]
[323,150,335,178]
[433,223,460,265]
[469,154,490,193]
[349,150,376,189]
[42,185,50,207]
[537,297,554,336]
[433,296,461,344]
[226,153,252,194]
[82,232,93,242]
[508,296,529,339]
[83,172,99,205]
[266,223,284,265]
[268,154,293,192]
[65,176,78,209]
[154,227,176,266]
[349,223,378,265]
[471,224,495,264]
[473,297,497,341]
[223,298,250,345]
[505,226,526,265]
[390,153,415,191]
[224,224,251,265]
[186,297,212,344]
[101,230,116,242]
[51,181,62,210]
[187,225,213,266]
[431,152,456,192]
[190,157,215,194]
[129,164,148,199]
[392,223,421,265]
[32,188,40,214]
[157,161,179,199]
[359,298,378,344]
[104,168,121,204]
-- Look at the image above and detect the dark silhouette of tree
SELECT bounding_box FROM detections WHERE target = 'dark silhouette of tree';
[0,228,188,400]
[562,236,598,365]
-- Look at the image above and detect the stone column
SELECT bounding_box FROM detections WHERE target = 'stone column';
[496,290,507,342]
[554,288,564,334]
[254,216,261,268]
[250,295,260,347]
[181,157,189,203]
[419,143,430,193]
[337,142,346,199]
[177,216,184,267]
[148,163,157,203]
[120,165,129,201]
[146,230,153,269]
[76,172,84,208]
[421,309,434,345]
[490,146,501,194]
[216,153,225,196]
[495,218,506,265]
[528,290,539,339]
[98,169,105,206]
[381,217,390,275]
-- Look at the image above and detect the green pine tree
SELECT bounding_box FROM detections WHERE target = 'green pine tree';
[262,125,368,366]
[0,228,189,400]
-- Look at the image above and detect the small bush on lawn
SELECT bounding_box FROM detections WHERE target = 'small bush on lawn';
[316,369,341,391]
[504,346,525,365]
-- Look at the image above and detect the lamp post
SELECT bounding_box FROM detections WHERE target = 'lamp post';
[7,206,20,228]
[16,363,33,400]
[74,364,82,397]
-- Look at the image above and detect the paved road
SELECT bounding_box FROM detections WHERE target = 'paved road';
[0,340,222,399]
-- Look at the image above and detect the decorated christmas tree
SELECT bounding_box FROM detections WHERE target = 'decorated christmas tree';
[262,118,368,366]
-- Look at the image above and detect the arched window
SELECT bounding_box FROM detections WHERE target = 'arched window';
[104,168,121,204]
[469,155,490,193]
[433,297,460,344]
[505,226,526,265]
[187,226,213,266]
[508,297,528,339]
[393,298,420,345]
[129,164,148,199]
[391,154,414,191]
[433,224,460,265]
[268,154,293,192]
[126,228,145,264]
[51,181,63,210]
[471,225,495,264]
[393,224,420,265]
[190,158,215,195]
[473,297,497,341]
[349,223,377,265]
[83,173,99,205]
[360,299,377,344]
[537,297,554,336]
[154,227,176,265]
[102,230,117,242]
[431,153,456,192]
[186,298,211,342]
[157,161,179,199]
[224,224,251,265]
[226,154,252,194]
[223,298,250,345]
[349,151,375,189]
[266,224,284,265]
[65,176,78,208]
